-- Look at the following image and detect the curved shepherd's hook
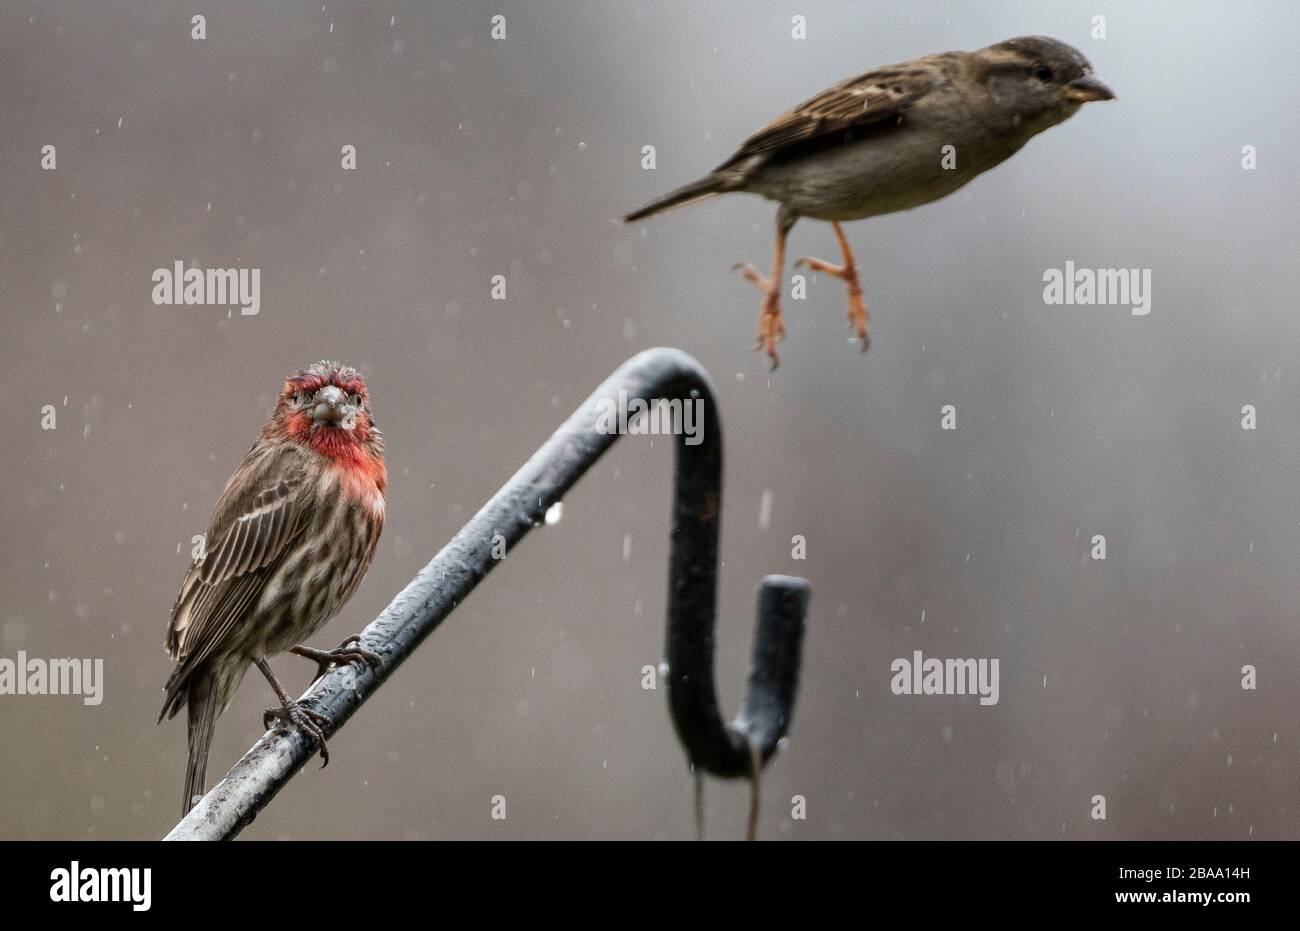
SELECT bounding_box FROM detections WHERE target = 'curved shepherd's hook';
[164,348,809,841]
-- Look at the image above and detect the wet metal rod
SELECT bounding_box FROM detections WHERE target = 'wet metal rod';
[164,347,809,840]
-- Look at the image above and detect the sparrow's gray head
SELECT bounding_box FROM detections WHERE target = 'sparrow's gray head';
[978,35,1115,131]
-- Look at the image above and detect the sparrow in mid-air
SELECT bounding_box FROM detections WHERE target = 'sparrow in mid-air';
[624,36,1115,367]
[160,361,387,815]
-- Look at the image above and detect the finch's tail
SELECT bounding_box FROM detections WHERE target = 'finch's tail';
[182,670,219,816]
[623,174,730,223]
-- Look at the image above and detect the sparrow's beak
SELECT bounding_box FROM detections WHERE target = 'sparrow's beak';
[1065,74,1116,103]
[311,385,349,425]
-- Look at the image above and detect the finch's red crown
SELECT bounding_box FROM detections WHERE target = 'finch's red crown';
[267,362,386,498]
[282,360,369,403]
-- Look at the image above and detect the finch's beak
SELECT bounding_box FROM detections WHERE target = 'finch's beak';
[311,385,349,425]
[1065,74,1115,103]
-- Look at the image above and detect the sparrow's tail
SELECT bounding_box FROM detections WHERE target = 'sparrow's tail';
[182,669,219,816]
[623,174,730,222]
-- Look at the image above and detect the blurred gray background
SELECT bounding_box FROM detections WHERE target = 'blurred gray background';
[1,1,1298,839]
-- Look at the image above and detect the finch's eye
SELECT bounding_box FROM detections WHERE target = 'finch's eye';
[350,393,363,407]
[1032,64,1053,82]
[293,391,313,407]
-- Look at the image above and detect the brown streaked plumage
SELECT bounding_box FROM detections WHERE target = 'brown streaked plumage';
[624,36,1115,367]
[160,361,387,815]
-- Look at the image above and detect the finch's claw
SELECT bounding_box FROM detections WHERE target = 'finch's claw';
[264,701,333,767]
[290,635,383,683]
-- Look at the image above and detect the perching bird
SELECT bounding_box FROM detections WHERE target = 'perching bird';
[624,35,1115,367]
[160,361,387,815]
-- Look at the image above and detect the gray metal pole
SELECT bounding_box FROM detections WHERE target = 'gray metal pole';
[165,347,808,840]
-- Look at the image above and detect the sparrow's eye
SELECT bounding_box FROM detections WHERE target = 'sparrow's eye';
[1031,64,1054,82]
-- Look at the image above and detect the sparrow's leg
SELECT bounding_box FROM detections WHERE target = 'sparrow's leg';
[256,656,333,767]
[795,221,869,351]
[290,634,382,683]
[733,207,797,369]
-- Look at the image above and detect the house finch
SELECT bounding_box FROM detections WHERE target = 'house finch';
[159,361,387,815]
[623,36,1114,367]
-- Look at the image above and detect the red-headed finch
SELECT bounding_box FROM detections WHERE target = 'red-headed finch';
[160,361,387,815]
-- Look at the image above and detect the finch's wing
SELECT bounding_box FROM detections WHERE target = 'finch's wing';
[161,453,307,717]
[718,65,936,168]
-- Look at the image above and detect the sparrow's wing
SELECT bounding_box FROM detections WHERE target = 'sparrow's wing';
[161,453,307,716]
[719,65,936,167]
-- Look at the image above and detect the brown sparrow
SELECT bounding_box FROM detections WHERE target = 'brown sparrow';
[624,35,1115,367]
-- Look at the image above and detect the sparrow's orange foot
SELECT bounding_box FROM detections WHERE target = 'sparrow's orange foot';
[732,262,785,369]
[795,256,869,351]
[290,635,382,683]
[263,700,333,767]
